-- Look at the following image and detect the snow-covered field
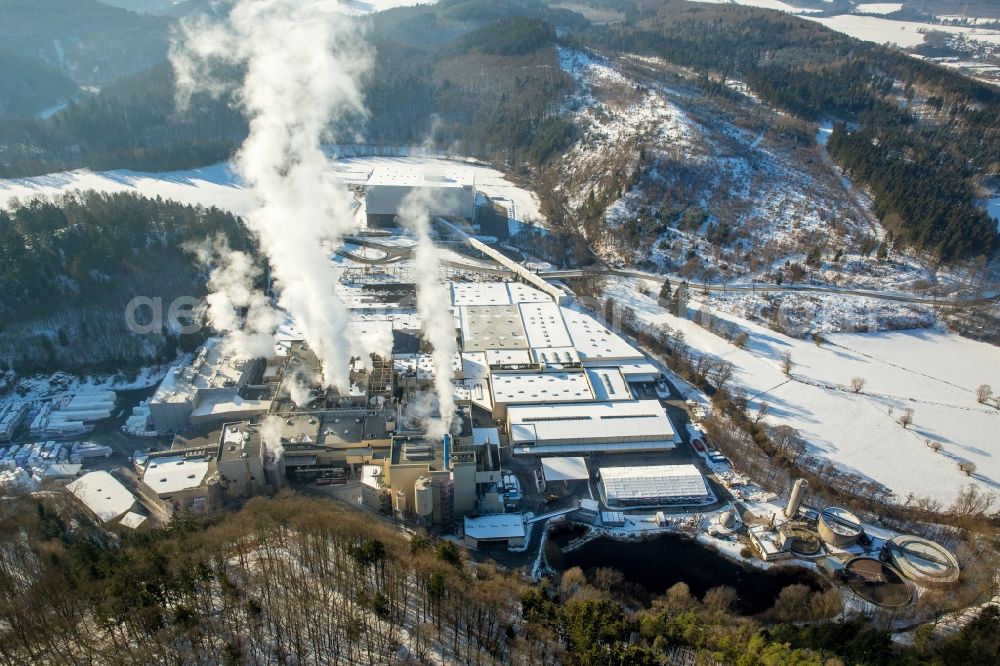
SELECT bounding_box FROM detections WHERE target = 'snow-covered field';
[682,1,1000,49]
[0,155,543,226]
[853,3,903,15]
[0,163,257,216]
[342,0,439,15]
[603,277,1000,505]
[686,0,822,14]
[803,14,1000,48]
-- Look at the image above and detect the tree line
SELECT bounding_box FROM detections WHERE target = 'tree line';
[0,490,997,665]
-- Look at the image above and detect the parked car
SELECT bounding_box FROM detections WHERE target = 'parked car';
[654,380,671,399]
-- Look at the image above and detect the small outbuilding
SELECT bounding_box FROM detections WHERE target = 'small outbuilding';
[463,513,526,549]
[66,471,137,524]
[541,456,589,483]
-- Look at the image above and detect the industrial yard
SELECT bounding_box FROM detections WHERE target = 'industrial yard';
[0,163,971,631]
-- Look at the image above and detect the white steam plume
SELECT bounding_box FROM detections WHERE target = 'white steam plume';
[283,371,317,409]
[260,414,285,462]
[188,235,281,359]
[398,189,457,440]
[171,0,373,391]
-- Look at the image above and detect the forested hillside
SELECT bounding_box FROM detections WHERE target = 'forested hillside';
[0,62,246,177]
[0,491,996,665]
[0,4,576,178]
[0,50,77,118]
[0,192,250,373]
[0,0,170,87]
[577,0,999,262]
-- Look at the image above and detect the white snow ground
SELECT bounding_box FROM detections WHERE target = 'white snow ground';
[0,163,257,216]
[802,14,1000,48]
[342,0,439,15]
[0,156,543,226]
[603,277,1000,505]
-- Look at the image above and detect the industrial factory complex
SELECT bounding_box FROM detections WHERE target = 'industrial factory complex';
[121,273,690,528]
[0,161,965,623]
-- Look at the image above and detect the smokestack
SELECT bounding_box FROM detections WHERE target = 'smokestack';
[171,0,375,391]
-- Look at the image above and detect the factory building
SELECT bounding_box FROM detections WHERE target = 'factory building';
[66,471,140,525]
[508,401,680,455]
[133,420,271,520]
[599,464,713,508]
[463,513,526,549]
[363,167,476,228]
[149,338,267,433]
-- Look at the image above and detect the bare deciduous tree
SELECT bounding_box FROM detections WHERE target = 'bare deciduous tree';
[781,352,793,376]
[850,377,865,393]
[898,408,914,428]
[958,461,977,476]
[975,384,992,404]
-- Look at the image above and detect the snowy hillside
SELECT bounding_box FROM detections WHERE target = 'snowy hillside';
[604,276,1000,505]
[552,46,996,335]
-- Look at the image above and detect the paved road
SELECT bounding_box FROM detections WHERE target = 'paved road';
[538,267,999,306]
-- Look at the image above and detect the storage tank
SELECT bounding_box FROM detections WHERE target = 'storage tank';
[818,507,863,548]
[414,477,434,518]
[844,557,914,609]
[206,474,223,512]
[783,523,822,556]
[887,535,960,586]
[785,478,808,519]
[393,489,408,515]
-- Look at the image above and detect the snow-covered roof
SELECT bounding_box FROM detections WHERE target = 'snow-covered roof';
[151,338,247,405]
[508,400,677,446]
[588,360,660,379]
[394,353,463,380]
[531,347,581,367]
[541,456,589,482]
[190,395,271,420]
[484,349,533,367]
[451,282,513,307]
[460,352,490,379]
[491,371,594,404]
[118,511,148,530]
[506,282,552,304]
[464,513,526,540]
[459,305,528,352]
[66,471,136,523]
[600,464,709,504]
[586,367,631,401]
[142,456,211,495]
[366,166,472,188]
[560,308,644,362]
[519,301,573,348]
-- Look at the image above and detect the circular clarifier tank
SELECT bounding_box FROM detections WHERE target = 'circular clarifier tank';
[888,535,960,586]
[844,557,914,609]
[785,523,823,557]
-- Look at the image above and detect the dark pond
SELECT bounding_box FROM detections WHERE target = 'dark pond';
[561,533,824,615]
